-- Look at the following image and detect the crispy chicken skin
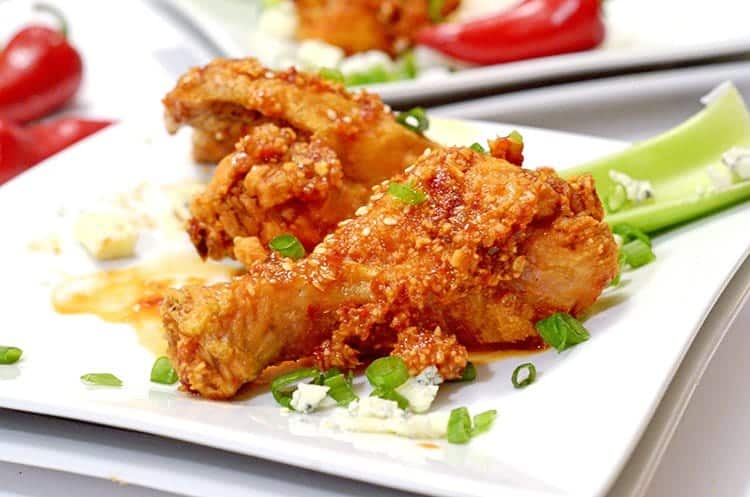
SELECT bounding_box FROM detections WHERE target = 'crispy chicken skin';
[161,147,619,399]
[295,0,461,55]
[163,58,432,262]
[163,58,432,171]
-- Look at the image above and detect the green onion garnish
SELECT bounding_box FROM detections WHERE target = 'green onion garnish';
[388,181,427,205]
[620,239,656,268]
[470,142,487,154]
[80,373,123,387]
[395,51,418,80]
[315,367,342,385]
[396,107,429,134]
[319,67,345,83]
[365,356,409,389]
[150,356,179,385]
[345,66,391,86]
[0,346,22,365]
[447,407,472,444]
[370,387,410,409]
[324,373,359,407]
[607,184,627,213]
[269,234,305,260]
[535,313,590,352]
[271,367,320,408]
[511,363,536,388]
[448,362,477,382]
[507,130,524,144]
[612,223,651,248]
[471,409,497,437]
[428,0,447,22]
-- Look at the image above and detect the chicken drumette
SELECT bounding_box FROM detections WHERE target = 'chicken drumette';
[163,58,432,263]
[161,146,618,399]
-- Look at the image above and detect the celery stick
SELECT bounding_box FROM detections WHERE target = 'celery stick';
[563,82,750,233]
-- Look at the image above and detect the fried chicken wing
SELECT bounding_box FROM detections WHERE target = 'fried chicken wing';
[295,0,461,55]
[163,59,433,262]
[161,147,619,399]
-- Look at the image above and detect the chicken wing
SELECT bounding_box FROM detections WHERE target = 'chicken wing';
[295,0,461,55]
[161,146,619,399]
[163,58,433,262]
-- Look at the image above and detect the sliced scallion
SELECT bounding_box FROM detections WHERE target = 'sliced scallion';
[370,387,409,409]
[150,356,179,385]
[470,142,487,154]
[507,130,524,144]
[365,356,409,389]
[396,107,429,134]
[621,239,656,268]
[319,67,345,83]
[471,409,497,437]
[511,363,536,388]
[447,407,472,444]
[0,346,22,365]
[535,313,590,352]
[271,367,319,408]
[607,184,627,213]
[388,181,427,205]
[80,373,123,387]
[447,362,476,383]
[324,373,359,407]
[269,234,305,260]
[612,223,652,248]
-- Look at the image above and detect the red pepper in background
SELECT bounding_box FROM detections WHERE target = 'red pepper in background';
[417,0,605,65]
[0,118,112,184]
[0,4,83,123]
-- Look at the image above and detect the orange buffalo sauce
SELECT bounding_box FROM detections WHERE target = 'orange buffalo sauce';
[51,254,240,356]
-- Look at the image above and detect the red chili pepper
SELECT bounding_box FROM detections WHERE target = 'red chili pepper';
[0,4,83,123]
[0,118,112,184]
[416,0,605,65]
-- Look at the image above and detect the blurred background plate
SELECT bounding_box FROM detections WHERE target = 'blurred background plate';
[154,0,750,106]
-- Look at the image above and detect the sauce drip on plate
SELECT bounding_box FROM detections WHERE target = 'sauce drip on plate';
[52,254,240,356]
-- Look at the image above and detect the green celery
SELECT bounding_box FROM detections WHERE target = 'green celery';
[563,83,750,233]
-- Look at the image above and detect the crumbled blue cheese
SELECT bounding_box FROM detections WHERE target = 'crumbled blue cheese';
[296,40,344,71]
[722,147,750,180]
[258,0,298,39]
[290,383,329,414]
[706,164,734,190]
[74,211,139,260]
[395,366,443,413]
[339,50,394,76]
[325,399,450,439]
[608,170,653,203]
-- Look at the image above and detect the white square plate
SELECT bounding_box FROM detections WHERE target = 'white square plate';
[0,118,748,497]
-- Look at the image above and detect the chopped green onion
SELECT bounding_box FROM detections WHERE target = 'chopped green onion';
[150,356,178,385]
[269,234,305,260]
[448,362,476,382]
[80,373,123,387]
[324,373,359,407]
[471,409,497,437]
[428,0,447,22]
[393,51,418,80]
[535,313,590,352]
[612,223,651,248]
[447,407,472,444]
[315,367,342,385]
[0,346,22,365]
[621,239,656,268]
[388,181,427,205]
[511,363,536,388]
[470,142,487,154]
[396,107,429,134]
[319,67,345,83]
[507,130,524,144]
[271,367,319,408]
[345,66,391,86]
[370,387,410,409]
[366,356,409,389]
[607,184,627,213]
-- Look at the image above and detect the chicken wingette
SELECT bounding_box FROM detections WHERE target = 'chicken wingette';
[161,146,619,399]
[163,58,432,262]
